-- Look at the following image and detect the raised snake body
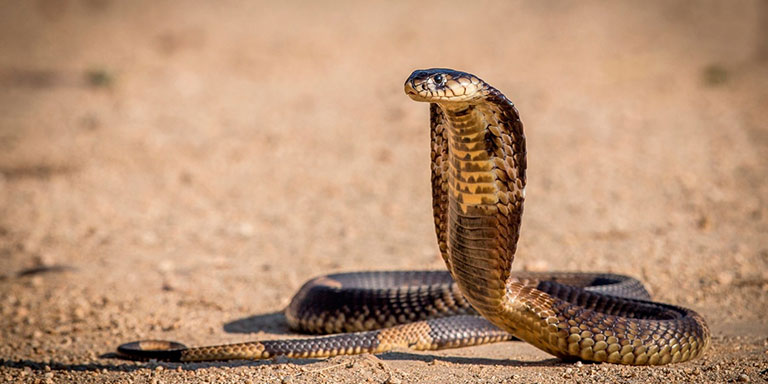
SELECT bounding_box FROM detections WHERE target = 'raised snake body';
[117,69,710,365]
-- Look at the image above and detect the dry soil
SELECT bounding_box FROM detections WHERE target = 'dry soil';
[1,1,767,383]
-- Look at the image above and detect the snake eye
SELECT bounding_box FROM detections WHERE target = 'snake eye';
[433,74,444,85]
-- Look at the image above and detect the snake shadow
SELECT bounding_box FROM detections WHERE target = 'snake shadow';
[223,311,293,335]
[4,357,310,373]
[378,352,568,367]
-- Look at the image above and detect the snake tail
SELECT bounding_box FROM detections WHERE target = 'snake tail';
[117,316,511,362]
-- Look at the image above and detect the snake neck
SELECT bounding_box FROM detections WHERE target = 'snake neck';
[439,102,526,320]
[443,105,499,211]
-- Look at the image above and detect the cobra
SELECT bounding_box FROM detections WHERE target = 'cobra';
[117,68,709,365]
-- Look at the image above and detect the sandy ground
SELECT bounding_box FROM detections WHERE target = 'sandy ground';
[1,1,767,383]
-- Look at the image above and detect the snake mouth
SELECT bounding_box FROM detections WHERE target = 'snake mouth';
[404,81,428,102]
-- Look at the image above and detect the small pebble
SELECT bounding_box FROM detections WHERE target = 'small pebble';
[237,222,255,238]
[716,271,734,285]
[738,374,750,382]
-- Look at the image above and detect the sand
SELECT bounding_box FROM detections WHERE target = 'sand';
[1,1,767,383]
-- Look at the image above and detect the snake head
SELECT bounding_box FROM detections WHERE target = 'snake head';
[405,68,486,104]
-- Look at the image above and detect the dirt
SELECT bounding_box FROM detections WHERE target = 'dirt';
[1,1,767,383]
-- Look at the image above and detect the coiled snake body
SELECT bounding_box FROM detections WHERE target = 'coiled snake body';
[118,69,710,365]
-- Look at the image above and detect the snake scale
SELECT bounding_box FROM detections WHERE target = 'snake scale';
[117,69,710,365]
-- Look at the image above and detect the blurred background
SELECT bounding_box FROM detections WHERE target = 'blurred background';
[1,1,766,382]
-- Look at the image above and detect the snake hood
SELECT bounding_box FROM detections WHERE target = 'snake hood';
[405,68,489,104]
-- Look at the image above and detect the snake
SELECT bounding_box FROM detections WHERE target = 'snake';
[117,68,710,365]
